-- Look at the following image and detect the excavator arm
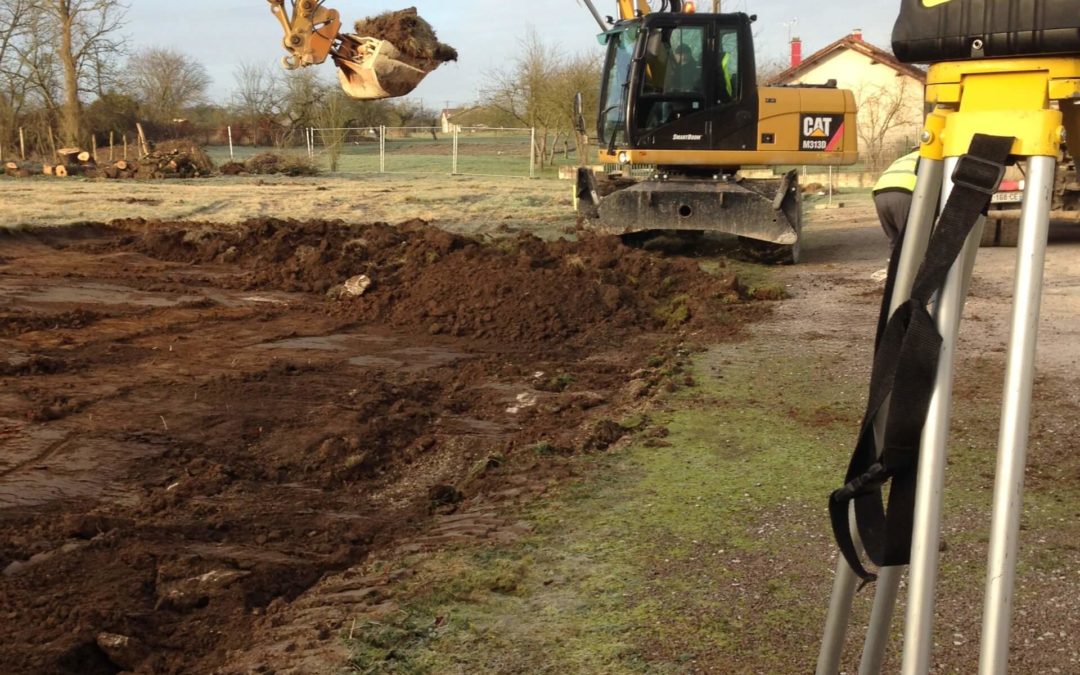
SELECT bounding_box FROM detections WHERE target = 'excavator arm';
[617,0,656,20]
[268,0,342,71]
[266,0,441,100]
[583,1,682,29]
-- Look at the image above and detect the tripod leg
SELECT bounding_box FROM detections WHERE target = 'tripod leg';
[978,155,1056,675]
[858,158,946,675]
[901,156,986,675]
[816,159,944,675]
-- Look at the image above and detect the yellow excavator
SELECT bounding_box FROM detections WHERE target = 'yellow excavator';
[577,0,860,262]
[267,0,442,99]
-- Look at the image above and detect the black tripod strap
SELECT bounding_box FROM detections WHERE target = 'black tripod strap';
[829,134,1013,583]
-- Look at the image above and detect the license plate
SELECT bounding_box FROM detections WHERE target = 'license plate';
[991,191,1024,204]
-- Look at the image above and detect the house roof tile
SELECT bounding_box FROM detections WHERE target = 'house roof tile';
[767,35,927,86]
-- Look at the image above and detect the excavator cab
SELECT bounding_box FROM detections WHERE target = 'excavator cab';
[268,0,435,100]
[597,12,757,156]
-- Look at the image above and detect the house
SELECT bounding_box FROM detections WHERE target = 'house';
[440,106,496,133]
[767,30,927,170]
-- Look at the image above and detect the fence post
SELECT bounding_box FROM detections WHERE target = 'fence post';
[452,126,459,175]
[227,126,234,160]
[136,123,149,157]
[529,128,536,179]
[19,127,25,160]
[379,126,386,173]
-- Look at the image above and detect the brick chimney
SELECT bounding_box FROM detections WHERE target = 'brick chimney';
[851,28,863,41]
[790,37,803,67]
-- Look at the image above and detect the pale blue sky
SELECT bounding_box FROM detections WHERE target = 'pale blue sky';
[125,1,897,107]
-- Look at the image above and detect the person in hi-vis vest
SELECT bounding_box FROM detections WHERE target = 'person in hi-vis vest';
[872,150,919,247]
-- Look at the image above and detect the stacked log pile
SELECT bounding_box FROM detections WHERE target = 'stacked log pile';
[2,140,215,180]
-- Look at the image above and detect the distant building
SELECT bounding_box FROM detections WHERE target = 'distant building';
[767,30,927,169]
[440,106,494,133]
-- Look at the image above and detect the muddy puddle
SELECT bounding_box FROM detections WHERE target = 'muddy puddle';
[255,331,476,373]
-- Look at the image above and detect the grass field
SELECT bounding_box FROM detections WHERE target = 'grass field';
[207,131,594,180]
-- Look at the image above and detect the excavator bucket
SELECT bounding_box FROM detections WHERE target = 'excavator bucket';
[333,35,432,100]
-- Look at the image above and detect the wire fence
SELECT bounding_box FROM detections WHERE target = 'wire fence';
[305,126,539,179]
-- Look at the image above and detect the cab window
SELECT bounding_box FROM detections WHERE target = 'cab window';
[635,25,706,135]
[717,28,740,103]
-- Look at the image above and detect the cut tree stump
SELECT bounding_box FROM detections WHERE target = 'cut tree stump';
[57,148,82,166]
[77,151,92,163]
[54,165,70,177]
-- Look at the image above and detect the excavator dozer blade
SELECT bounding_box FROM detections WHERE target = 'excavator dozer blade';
[576,170,804,263]
[333,37,432,100]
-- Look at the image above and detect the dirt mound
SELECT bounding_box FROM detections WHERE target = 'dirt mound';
[240,153,319,177]
[0,221,763,673]
[112,218,748,344]
[354,7,458,65]
[219,161,246,176]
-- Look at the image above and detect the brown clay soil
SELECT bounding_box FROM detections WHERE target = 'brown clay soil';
[354,8,458,64]
[0,219,759,674]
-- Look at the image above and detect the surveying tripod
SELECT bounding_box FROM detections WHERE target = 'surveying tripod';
[815,4,1080,673]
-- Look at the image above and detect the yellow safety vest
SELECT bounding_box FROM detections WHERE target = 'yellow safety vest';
[874,151,919,193]
[721,52,733,98]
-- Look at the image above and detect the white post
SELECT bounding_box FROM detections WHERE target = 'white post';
[227,126,234,160]
[452,126,459,175]
[529,127,537,179]
[379,126,386,173]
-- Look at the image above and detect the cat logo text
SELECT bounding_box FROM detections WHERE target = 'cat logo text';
[799,114,845,152]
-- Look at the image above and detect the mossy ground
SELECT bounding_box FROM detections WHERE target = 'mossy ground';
[343,332,868,673]
[343,280,1080,674]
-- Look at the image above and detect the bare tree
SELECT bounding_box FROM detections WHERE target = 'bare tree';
[483,28,600,169]
[125,47,210,124]
[0,0,34,149]
[757,55,791,86]
[32,0,128,144]
[314,87,350,171]
[279,68,328,144]
[230,61,281,147]
[856,78,915,171]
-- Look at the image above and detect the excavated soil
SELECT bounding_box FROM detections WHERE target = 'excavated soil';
[0,219,762,674]
[354,8,458,64]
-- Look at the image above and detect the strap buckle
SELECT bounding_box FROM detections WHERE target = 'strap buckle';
[951,154,1006,197]
[833,462,891,501]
